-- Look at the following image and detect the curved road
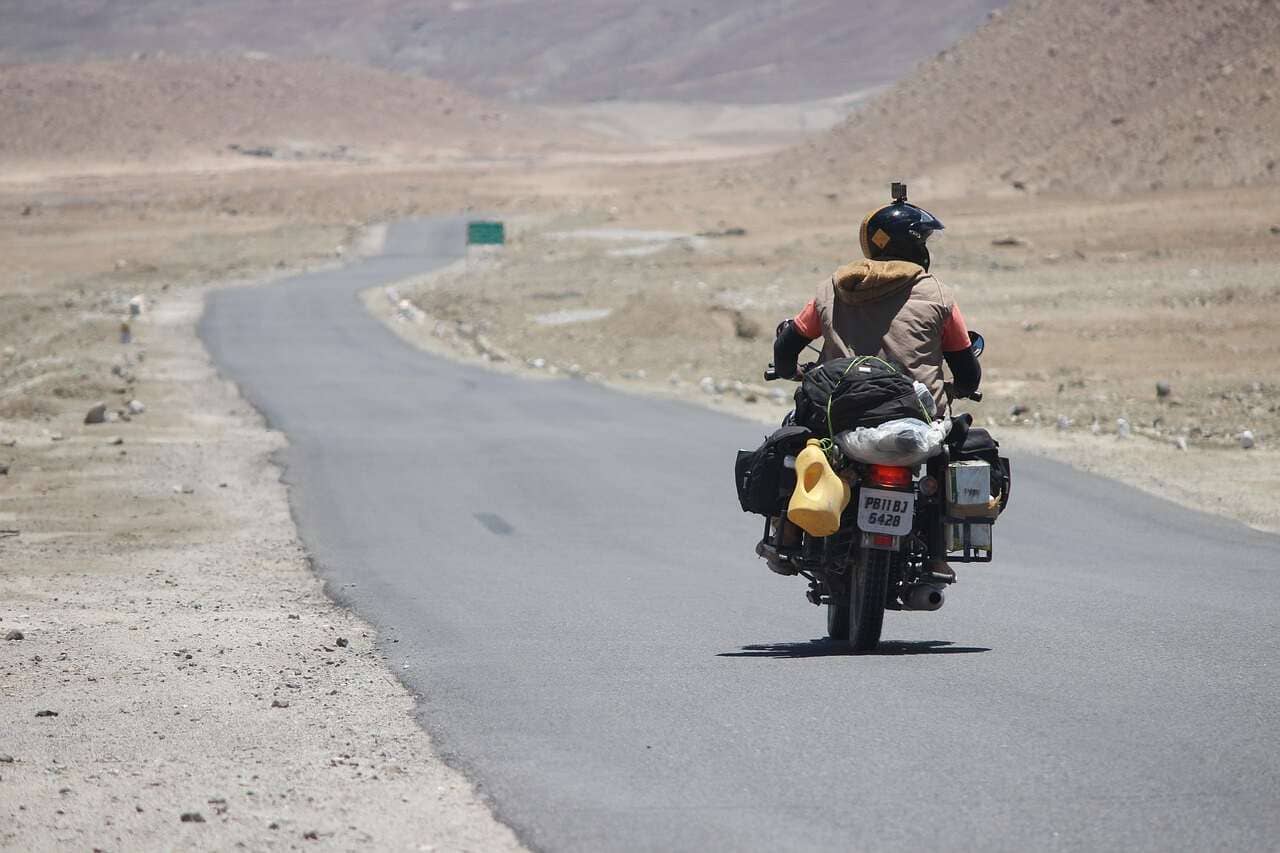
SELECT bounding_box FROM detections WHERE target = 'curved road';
[202,219,1280,852]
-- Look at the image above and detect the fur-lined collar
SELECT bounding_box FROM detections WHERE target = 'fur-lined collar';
[832,259,925,305]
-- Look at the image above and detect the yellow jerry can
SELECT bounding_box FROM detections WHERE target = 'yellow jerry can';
[787,439,851,537]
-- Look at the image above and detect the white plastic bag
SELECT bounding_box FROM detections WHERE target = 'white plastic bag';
[835,418,952,466]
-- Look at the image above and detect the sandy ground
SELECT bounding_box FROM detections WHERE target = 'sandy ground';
[0,279,523,851]
[0,174,529,851]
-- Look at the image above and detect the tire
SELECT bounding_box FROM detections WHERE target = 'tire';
[828,549,890,651]
[827,592,849,640]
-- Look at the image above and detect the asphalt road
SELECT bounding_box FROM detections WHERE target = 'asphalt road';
[202,218,1280,852]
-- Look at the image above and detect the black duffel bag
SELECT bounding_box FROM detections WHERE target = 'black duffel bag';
[735,425,812,516]
[793,356,926,439]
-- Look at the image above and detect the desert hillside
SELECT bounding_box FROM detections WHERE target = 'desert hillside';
[0,0,1004,103]
[789,0,1280,194]
[0,57,591,167]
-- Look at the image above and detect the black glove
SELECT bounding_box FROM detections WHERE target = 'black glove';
[772,320,814,380]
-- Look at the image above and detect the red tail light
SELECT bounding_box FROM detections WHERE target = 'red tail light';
[867,465,912,490]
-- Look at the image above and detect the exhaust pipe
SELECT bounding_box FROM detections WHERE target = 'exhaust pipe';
[903,583,946,612]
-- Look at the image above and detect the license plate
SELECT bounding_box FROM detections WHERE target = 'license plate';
[857,488,915,536]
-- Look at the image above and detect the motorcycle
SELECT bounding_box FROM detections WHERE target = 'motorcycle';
[750,332,1007,652]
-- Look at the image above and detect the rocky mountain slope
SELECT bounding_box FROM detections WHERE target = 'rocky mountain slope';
[0,57,590,166]
[787,0,1280,194]
[0,0,1005,103]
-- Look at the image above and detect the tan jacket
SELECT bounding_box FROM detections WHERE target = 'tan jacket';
[814,259,957,410]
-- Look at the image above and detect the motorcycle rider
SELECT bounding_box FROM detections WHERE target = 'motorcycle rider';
[771,185,980,582]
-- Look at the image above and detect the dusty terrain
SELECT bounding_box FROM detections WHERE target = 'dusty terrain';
[0,179,529,849]
[0,286,523,852]
[0,0,1004,103]
[778,0,1280,194]
[1,57,607,172]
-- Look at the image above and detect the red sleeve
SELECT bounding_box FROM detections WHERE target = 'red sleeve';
[941,303,972,352]
[793,299,821,339]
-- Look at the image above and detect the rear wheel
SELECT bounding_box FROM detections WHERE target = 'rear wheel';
[827,550,890,651]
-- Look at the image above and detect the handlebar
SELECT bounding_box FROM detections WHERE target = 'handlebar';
[764,361,816,382]
[769,362,983,401]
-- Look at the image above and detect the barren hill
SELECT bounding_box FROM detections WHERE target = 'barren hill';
[0,0,1005,104]
[790,0,1280,194]
[0,57,588,167]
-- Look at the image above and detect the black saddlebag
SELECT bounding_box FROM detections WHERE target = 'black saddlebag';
[792,356,925,438]
[735,425,812,516]
[949,422,1012,512]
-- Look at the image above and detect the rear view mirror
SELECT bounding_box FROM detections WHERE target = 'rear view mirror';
[968,331,985,359]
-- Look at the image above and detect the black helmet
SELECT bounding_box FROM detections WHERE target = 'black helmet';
[859,184,944,270]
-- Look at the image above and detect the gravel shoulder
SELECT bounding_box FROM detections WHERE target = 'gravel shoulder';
[0,281,523,851]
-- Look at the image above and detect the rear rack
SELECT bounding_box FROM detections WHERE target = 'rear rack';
[943,516,994,563]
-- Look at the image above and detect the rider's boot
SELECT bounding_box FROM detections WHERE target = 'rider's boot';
[756,539,798,575]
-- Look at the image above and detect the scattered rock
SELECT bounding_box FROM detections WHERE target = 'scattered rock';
[1175,436,1189,451]
[50,433,65,442]
[1155,381,1172,399]
[4,629,24,640]
[991,235,1030,248]
[528,357,547,369]
[0,754,13,763]
[128,295,145,317]
[733,313,762,340]
[0,463,8,476]
[127,400,146,415]
[1271,225,1280,236]
[1116,418,1132,439]
[109,437,124,446]
[84,403,108,425]
[271,699,290,709]
[172,485,195,495]
[303,830,319,840]
[228,144,276,159]
[179,812,206,823]
[1008,404,1029,417]
[335,637,349,648]
[35,710,58,718]
[1056,416,1072,431]
[1238,430,1256,450]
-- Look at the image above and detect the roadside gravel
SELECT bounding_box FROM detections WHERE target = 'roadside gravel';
[0,283,524,852]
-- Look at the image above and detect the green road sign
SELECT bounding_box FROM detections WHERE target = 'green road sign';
[467,221,505,246]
